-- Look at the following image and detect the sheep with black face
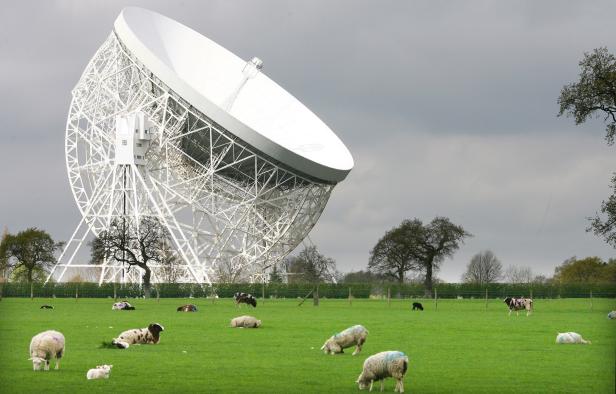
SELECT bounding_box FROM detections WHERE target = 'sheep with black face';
[112,323,164,349]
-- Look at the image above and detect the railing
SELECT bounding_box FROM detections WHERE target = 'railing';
[0,282,614,299]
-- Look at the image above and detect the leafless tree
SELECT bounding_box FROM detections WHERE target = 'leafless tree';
[462,250,503,285]
[213,259,249,283]
[504,265,534,284]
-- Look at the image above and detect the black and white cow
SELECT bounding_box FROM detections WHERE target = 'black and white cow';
[234,292,257,308]
[504,297,533,316]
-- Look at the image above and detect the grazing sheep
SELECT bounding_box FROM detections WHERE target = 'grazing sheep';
[112,301,135,310]
[40,305,54,309]
[321,325,368,355]
[177,304,198,312]
[556,332,591,344]
[112,323,164,349]
[234,292,257,308]
[356,351,409,392]
[503,297,533,316]
[230,315,261,328]
[86,364,113,379]
[608,311,616,320]
[29,330,65,371]
[411,302,423,311]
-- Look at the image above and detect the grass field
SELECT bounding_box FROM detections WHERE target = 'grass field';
[0,297,614,393]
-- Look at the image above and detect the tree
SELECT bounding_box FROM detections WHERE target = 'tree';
[284,246,336,284]
[341,270,388,284]
[268,265,283,283]
[368,220,422,284]
[558,47,616,247]
[369,217,471,295]
[157,241,183,283]
[0,228,61,283]
[462,250,503,285]
[504,265,534,284]
[90,217,166,297]
[553,256,615,284]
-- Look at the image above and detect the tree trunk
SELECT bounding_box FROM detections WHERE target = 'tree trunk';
[142,266,152,298]
[424,262,433,297]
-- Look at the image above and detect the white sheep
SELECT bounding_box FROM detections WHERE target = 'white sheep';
[607,311,616,320]
[555,332,591,344]
[29,330,65,371]
[356,351,409,392]
[86,364,113,379]
[112,323,164,349]
[230,315,261,328]
[321,324,368,355]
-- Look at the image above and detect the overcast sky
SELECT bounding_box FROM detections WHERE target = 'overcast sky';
[1,0,615,282]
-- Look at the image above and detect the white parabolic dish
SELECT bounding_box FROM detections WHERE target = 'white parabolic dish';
[114,7,353,182]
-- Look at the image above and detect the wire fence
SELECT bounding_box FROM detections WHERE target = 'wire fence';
[0,282,614,300]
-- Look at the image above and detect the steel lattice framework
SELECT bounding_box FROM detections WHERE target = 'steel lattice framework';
[46,33,335,285]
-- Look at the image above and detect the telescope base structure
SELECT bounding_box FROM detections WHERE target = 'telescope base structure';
[46,33,335,285]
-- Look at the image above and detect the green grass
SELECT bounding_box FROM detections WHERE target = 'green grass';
[0,297,614,393]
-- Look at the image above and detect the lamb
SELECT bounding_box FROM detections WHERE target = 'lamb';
[608,311,616,320]
[356,351,409,393]
[112,323,164,349]
[86,364,113,379]
[556,332,591,344]
[29,330,65,371]
[230,315,261,328]
[321,324,368,355]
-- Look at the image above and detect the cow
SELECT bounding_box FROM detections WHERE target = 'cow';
[504,297,533,316]
[234,292,257,308]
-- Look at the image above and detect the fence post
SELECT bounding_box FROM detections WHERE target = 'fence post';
[434,288,438,311]
[387,287,391,307]
[156,287,160,303]
[590,290,593,311]
[262,282,265,302]
[313,284,320,306]
[348,287,352,306]
[75,285,79,302]
[113,282,117,300]
[30,282,34,300]
[485,288,488,311]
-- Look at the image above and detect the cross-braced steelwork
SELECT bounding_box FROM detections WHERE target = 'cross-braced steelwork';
[46,33,335,285]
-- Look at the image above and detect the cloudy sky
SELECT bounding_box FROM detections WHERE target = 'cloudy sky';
[1,0,615,281]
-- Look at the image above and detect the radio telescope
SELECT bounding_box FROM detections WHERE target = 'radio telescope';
[46,7,353,285]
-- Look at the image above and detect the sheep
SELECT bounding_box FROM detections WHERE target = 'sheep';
[356,351,409,392]
[86,364,113,379]
[555,332,591,344]
[112,323,164,349]
[608,311,616,320]
[321,325,368,355]
[112,301,135,310]
[230,315,261,328]
[29,330,65,371]
[177,304,198,312]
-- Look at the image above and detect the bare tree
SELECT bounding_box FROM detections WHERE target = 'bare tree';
[90,217,166,297]
[156,241,183,283]
[462,250,503,285]
[285,246,337,284]
[213,259,249,283]
[504,265,534,284]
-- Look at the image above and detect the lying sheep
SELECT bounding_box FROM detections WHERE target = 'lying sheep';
[86,364,113,379]
[608,311,616,320]
[321,324,368,355]
[112,323,164,349]
[29,330,65,371]
[230,315,261,328]
[356,351,409,393]
[177,304,198,312]
[556,332,591,344]
[112,301,135,310]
